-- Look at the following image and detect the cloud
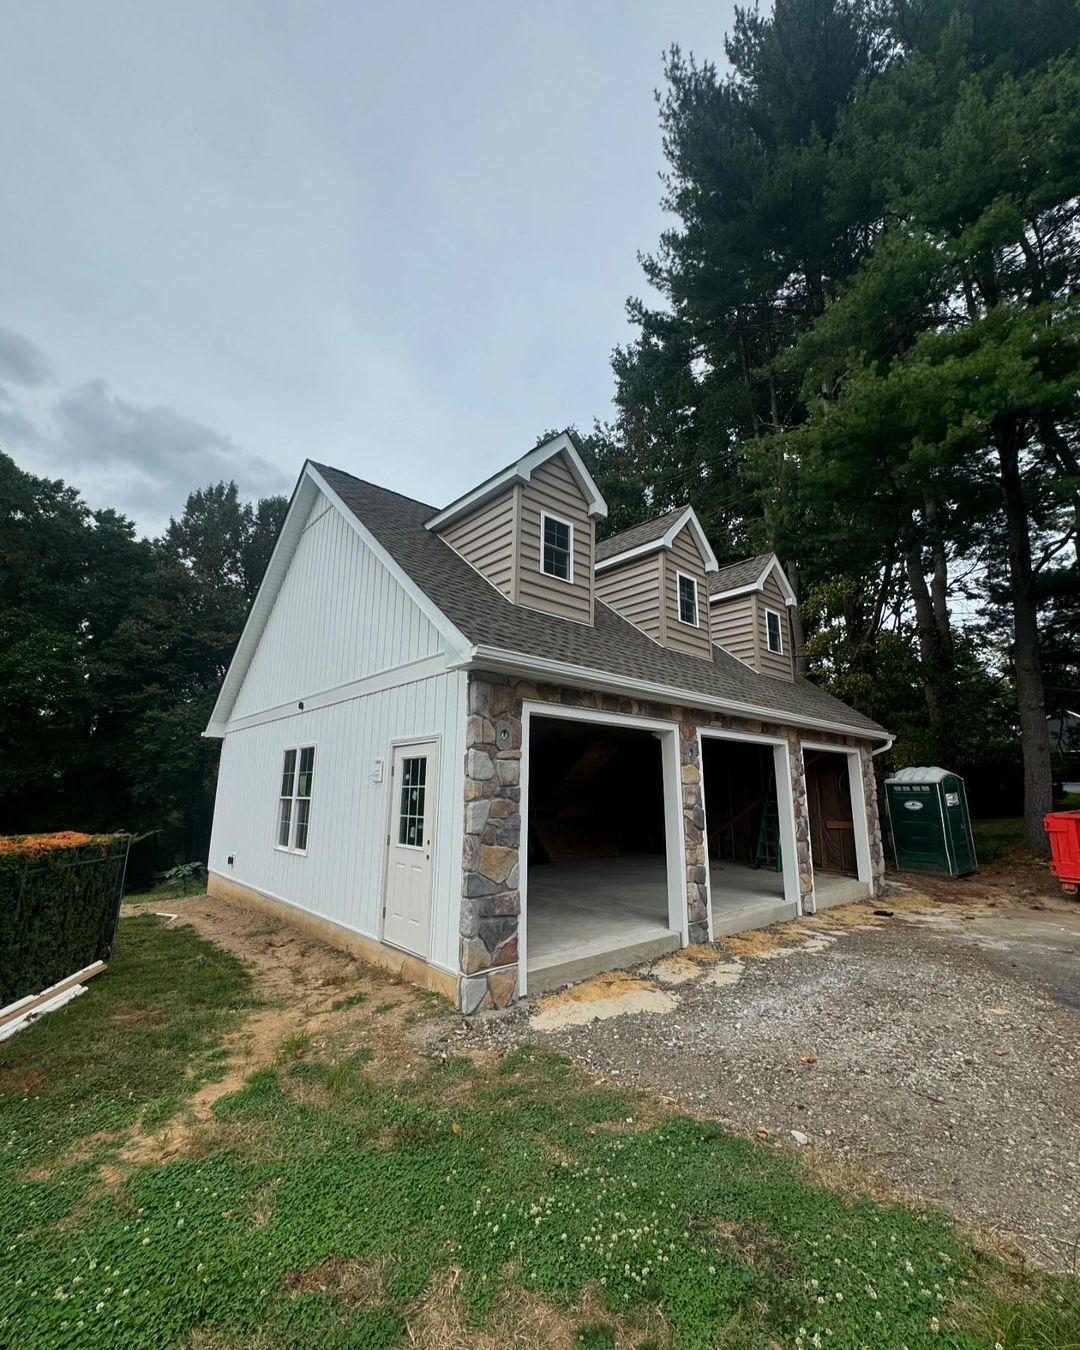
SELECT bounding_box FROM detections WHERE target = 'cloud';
[0,330,290,534]
[0,326,52,387]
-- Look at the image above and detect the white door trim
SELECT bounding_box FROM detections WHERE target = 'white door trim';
[800,741,874,894]
[518,701,686,998]
[379,734,443,958]
[698,726,802,916]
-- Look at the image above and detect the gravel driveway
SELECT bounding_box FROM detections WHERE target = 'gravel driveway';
[462,893,1080,1270]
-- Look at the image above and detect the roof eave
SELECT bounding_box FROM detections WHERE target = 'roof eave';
[454,644,891,742]
[596,505,719,574]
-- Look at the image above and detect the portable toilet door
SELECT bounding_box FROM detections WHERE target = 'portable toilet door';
[885,767,978,877]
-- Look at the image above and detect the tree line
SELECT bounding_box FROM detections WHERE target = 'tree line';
[3,0,1077,864]
[0,451,286,878]
[575,0,1080,853]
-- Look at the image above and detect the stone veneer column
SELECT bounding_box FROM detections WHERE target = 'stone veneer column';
[457,676,523,1013]
[788,734,815,912]
[861,747,887,897]
[679,718,709,944]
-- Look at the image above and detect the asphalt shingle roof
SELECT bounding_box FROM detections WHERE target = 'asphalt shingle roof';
[313,464,886,739]
[707,553,775,596]
[595,507,689,562]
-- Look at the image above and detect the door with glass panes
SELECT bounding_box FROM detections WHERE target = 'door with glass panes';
[382,740,438,955]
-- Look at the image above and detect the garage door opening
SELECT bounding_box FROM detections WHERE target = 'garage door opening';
[805,748,869,907]
[524,715,680,993]
[701,736,798,935]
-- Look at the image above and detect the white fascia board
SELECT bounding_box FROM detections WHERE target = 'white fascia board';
[204,462,476,738]
[455,644,891,743]
[594,505,719,575]
[423,432,608,532]
[203,469,321,737]
[708,555,797,606]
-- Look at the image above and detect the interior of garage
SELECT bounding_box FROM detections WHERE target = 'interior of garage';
[701,737,794,932]
[525,716,679,991]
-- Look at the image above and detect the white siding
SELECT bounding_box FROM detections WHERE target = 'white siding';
[232,494,444,719]
[209,670,467,973]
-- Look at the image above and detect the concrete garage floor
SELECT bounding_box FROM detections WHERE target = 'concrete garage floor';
[526,855,863,991]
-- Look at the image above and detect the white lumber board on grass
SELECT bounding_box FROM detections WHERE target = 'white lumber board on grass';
[0,960,106,1031]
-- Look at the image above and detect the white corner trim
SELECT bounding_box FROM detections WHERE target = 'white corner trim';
[595,504,719,575]
[424,432,607,532]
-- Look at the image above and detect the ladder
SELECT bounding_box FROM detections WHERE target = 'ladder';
[753,780,782,872]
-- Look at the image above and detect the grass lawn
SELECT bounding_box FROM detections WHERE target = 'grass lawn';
[969,818,1028,864]
[2,915,1077,1348]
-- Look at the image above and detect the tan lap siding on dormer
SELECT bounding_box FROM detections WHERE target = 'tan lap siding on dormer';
[517,454,594,624]
[758,570,794,680]
[663,523,712,660]
[595,552,663,641]
[710,592,757,666]
[438,488,516,599]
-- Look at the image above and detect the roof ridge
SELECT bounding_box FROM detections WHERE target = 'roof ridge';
[311,460,438,516]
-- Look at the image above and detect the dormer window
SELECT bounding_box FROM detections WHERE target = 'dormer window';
[677,572,699,627]
[766,607,784,654]
[541,512,573,582]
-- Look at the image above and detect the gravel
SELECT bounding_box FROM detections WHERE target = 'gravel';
[463,902,1080,1270]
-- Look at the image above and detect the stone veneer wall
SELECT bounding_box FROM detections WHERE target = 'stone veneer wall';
[457,673,885,1012]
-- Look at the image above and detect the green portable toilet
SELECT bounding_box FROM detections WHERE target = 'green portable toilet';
[885,766,978,876]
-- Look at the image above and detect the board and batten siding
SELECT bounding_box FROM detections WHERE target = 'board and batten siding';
[662,524,713,660]
[595,552,663,640]
[516,455,594,623]
[232,493,445,720]
[757,570,794,680]
[209,670,467,975]
[437,488,516,600]
[710,592,757,667]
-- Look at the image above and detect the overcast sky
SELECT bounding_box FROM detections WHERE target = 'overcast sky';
[1,0,737,535]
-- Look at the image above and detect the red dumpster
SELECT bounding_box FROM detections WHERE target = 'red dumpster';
[1044,810,1080,894]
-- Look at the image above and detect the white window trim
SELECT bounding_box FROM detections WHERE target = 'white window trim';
[676,570,699,627]
[274,742,316,855]
[765,606,784,655]
[539,510,574,584]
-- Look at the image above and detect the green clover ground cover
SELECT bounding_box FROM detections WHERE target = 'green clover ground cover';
[2,917,1077,1348]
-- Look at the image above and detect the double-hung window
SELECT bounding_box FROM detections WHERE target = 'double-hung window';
[765,608,784,655]
[677,571,699,627]
[277,745,315,852]
[540,512,572,582]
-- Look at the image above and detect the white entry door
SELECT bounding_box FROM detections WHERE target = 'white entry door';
[382,740,439,956]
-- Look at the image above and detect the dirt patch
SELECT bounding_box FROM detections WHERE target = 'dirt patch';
[284,1252,397,1305]
[530,972,677,1031]
[404,1267,670,1350]
[113,894,452,1171]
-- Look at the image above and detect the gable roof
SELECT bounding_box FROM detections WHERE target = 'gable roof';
[309,463,887,741]
[708,552,796,605]
[424,431,606,532]
[595,505,719,573]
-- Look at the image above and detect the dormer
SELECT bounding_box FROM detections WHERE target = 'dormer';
[708,553,796,680]
[594,506,719,660]
[425,432,606,625]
